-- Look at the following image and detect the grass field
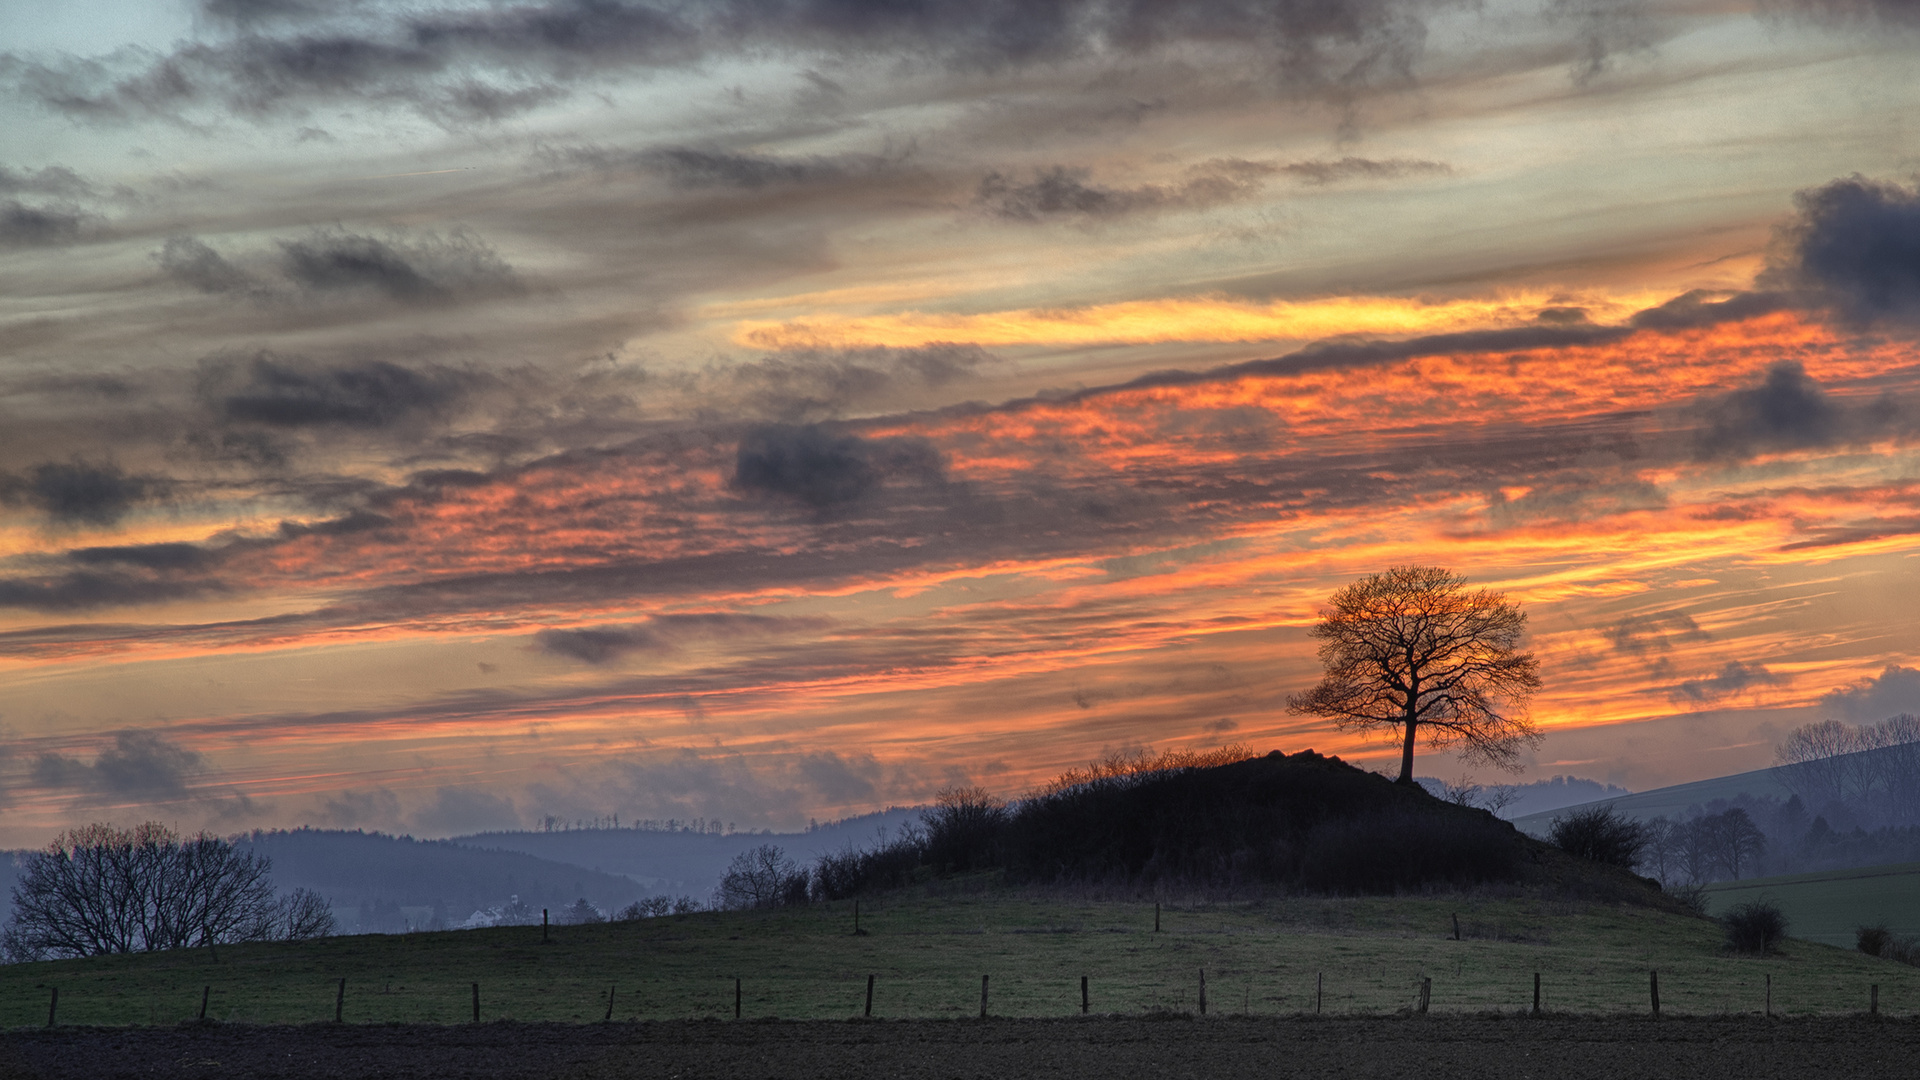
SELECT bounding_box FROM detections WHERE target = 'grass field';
[1703,862,1920,948]
[5,886,1919,1028]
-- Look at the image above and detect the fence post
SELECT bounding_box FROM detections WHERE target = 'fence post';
[1452,913,1460,941]
[543,909,550,943]
[1532,973,1541,1016]
[1081,975,1089,1015]
[734,977,742,1019]
[1199,969,1207,1015]
[200,985,210,1021]
[1154,903,1161,933]
[1871,984,1879,1017]
[46,987,56,1028]
[1419,977,1431,1014]
[471,982,480,1023]
[1316,972,1323,1015]
[1765,974,1771,1018]
[865,974,874,1018]
[335,978,346,1023]
[605,984,616,1022]
[1649,970,1659,1018]
[980,975,989,1019]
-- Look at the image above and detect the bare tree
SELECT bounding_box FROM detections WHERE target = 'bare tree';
[716,844,803,910]
[3,822,315,961]
[1288,566,1543,784]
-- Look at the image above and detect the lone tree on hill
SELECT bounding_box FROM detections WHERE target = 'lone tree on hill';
[1288,566,1543,785]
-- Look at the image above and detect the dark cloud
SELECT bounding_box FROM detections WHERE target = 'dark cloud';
[0,200,88,247]
[1547,0,1658,83]
[733,424,946,509]
[158,235,257,294]
[0,571,214,612]
[198,351,474,429]
[0,164,94,197]
[1821,663,1920,722]
[8,0,1462,125]
[1690,360,1905,460]
[67,542,216,571]
[0,459,150,524]
[1602,611,1707,656]
[717,343,996,421]
[637,147,882,190]
[534,625,665,664]
[976,161,1272,221]
[1765,175,1920,325]
[1278,156,1451,185]
[275,227,518,304]
[31,730,205,801]
[795,750,880,803]
[1626,288,1793,331]
[1670,660,1785,703]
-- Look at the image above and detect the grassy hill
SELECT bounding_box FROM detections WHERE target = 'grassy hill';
[2,890,1915,1027]
[1509,765,1796,837]
[1702,862,1920,948]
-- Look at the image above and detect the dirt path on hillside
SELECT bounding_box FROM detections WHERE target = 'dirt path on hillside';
[3,1015,1917,1079]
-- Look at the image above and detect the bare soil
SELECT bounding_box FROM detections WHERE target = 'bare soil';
[3,1015,1918,1079]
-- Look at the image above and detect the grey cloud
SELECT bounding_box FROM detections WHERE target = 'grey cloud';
[733,423,946,509]
[638,147,885,190]
[1547,0,1658,83]
[1765,175,1920,325]
[1279,156,1450,185]
[1821,663,1920,722]
[0,571,215,612]
[716,343,996,421]
[67,542,216,571]
[1690,360,1904,460]
[795,750,880,803]
[1670,660,1785,704]
[534,625,666,664]
[199,351,475,429]
[0,200,89,247]
[159,235,257,294]
[31,729,206,802]
[976,161,1270,221]
[0,164,95,197]
[1627,288,1794,331]
[276,227,519,304]
[1763,0,1920,28]
[9,0,1464,125]
[1,459,152,524]
[1603,611,1707,657]
[411,786,522,835]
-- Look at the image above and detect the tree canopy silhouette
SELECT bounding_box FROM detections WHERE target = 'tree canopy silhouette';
[1288,566,1542,784]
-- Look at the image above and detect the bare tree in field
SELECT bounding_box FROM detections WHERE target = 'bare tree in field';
[1289,566,1543,785]
[716,844,803,910]
[3,822,330,962]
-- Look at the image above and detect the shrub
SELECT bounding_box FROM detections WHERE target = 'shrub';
[1723,900,1789,955]
[1296,807,1523,893]
[1858,923,1892,957]
[716,845,806,910]
[923,787,1008,874]
[1668,883,1710,917]
[1549,805,1646,868]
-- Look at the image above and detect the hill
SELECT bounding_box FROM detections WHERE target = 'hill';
[1701,861,1920,948]
[1509,765,1797,837]
[450,807,924,899]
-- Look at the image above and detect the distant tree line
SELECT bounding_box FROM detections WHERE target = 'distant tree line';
[1773,716,1920,826]
[4,823,334,962]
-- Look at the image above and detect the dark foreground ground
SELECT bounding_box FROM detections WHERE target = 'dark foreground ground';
[3,1015,1918,1080]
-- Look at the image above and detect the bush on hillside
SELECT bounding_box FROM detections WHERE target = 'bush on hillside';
[715,845,808,910]
[1723,900,1789,955]
[1549,805,1646,868]
[813,831,925,900]
[922,787,1008,874]
[1858,923,1892,957]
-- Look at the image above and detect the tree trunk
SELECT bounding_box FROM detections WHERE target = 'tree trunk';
[1397,718,1418,784]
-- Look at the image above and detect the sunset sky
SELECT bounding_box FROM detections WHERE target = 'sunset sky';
[2,0,1920,845]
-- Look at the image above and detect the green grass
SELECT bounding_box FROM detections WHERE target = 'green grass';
[1702,862,1920,948]
[3,888,1916,1027]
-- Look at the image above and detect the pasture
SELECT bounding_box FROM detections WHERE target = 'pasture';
[1703,862,1920,948]
[2,888,1916,1028]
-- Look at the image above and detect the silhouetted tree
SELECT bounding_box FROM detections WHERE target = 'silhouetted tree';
[1549,804,1647,868]
[716,844,804,910]
[1288,566,1543,784]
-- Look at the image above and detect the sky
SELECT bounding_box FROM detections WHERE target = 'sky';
[1,0,1919,845]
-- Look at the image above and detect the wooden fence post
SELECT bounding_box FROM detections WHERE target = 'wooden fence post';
[605,984,616,1022]
[1452,913,1460,941]
[1316,972,1323,1015]
[46,987,56,1028]
[865,974,874,1018]
[199,985,210,1021]
[335,978,346,1023]
[1081,975,1089,1015]
[471,982,480,1023]
[1532,973,1541,1016]
[1154,903,1161,933]
[1649,970,1659,1018]
[980,975,989,1019]
[542,909,549,943]
[1871,984,1879,1017]
[1199,969,1207,1015]
[1418,977,1431,1014]
[734,977,742,1019]
[1765,974,1771,1018]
